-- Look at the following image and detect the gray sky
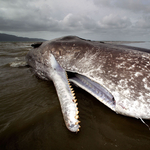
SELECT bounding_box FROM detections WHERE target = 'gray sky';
[0,0,150,41]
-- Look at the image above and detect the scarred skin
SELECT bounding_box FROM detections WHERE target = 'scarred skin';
[26,36,150,132]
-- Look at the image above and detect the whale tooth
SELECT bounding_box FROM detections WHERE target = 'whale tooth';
[74,99,77,102]
[75,115,79,119]
[76,111,79,115]
[75,122,78,125]
[72,99,77,103]
[75,121,81,126]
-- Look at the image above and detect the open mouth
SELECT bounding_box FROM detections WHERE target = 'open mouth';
[67,72,116,112]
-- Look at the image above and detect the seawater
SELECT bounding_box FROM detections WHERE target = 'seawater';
[0,41,150,150]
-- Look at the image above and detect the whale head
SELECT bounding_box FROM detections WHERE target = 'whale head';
[26,36,150,132]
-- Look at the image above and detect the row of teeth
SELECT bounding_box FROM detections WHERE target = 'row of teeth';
[66,73,81,132]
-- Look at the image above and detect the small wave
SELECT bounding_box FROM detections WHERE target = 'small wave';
[14,57,20,61]
[9,61,27,67]
[0,121,11,134]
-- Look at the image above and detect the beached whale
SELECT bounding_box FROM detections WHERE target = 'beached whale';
[26,36,150,132]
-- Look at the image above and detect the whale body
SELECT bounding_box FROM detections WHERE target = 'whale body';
[26,36,150,132]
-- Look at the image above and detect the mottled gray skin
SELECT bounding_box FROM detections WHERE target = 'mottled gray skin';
[26,36,150,123]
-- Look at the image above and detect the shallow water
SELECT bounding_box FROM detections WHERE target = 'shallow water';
[0,41,150,150]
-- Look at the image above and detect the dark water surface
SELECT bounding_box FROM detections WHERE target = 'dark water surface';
[0,42,150,150]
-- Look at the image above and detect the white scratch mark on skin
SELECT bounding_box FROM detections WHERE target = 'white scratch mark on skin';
[128,64,135,70]
[116,61,126,68]
[135,72,143,77]
[147,99,150,103]
[143,78,150,90]
[116,57,125,60]
[118,79,128,89]
[111,74,118,78]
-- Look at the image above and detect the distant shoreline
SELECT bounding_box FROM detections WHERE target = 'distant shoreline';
[0,33,46,42]
[103,41,145,44]
[0,41,44,43]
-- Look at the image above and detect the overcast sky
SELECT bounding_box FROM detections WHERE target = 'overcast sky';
[0,0,150,41]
